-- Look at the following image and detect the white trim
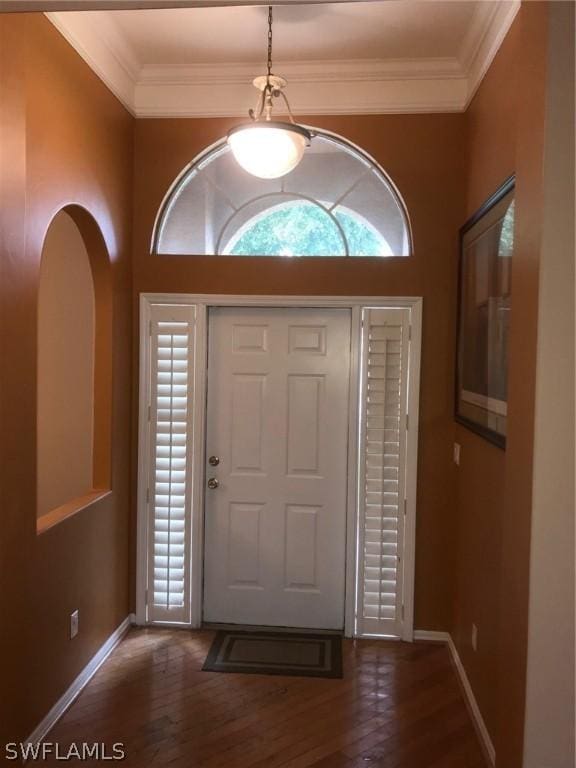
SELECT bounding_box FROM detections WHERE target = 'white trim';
[45,7,519,117]
[135,298,152,625]
[413,630,496,766]
[8,0,419,8]
[138,58,464,87]
[401,299,422,642]
[141,294,422,309]
[344,305,362,638]
[461,0,520,108]
[447,636,496,766]
[138,293,422,641]
[46,12,137,114]
[134,70,466,118]
[25,616,132,746]
[190,304,207,628]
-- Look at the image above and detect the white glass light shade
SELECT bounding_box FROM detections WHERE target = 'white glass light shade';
[227,122,310,179]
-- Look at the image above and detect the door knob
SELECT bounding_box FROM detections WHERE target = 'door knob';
[208,456,220,466]
[207,478,219,489]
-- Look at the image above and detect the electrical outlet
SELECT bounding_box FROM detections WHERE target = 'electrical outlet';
[453,442,461,466]
[70,609,79,640]
[471,623,478,652]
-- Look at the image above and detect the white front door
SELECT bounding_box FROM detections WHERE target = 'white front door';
[203,307,351,630]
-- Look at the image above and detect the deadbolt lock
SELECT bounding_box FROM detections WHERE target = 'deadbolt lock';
[207,478,219,489]
[208,455,220,466]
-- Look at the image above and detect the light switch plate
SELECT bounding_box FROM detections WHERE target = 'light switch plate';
[453,442,461,466]
[70,609,79,639]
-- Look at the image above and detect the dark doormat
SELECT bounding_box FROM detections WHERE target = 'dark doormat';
[202,630,343,679]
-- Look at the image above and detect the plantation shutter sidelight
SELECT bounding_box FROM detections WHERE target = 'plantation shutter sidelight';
[357,307,410,637]
[146,304,195,623]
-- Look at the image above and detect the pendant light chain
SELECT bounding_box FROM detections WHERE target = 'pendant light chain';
[267,6,273,79]
[226,1,311,179]
[261,6,275,121]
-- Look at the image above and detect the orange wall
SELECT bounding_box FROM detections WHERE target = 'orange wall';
[0,7,551,763]
[37,210,95,518]
[452,15,519,741]
[133,113,468,631]
[452,4,549,765]
[0,14,133,745]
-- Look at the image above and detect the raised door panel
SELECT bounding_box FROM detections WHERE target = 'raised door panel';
[204,307,350,629]
[230,374,266,475]
[286,375,324,477]
[227,502,264,590]
[284,504,320,592]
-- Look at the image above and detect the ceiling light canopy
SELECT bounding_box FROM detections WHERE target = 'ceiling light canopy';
[226,8,311,179]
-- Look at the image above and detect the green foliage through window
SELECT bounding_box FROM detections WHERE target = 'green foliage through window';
[226,201,390,257]
[498,201,515,259]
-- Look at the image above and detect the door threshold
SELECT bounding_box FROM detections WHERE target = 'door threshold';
[202,622,344,636]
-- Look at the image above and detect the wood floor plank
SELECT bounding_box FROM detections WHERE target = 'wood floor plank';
[42,629,488,767]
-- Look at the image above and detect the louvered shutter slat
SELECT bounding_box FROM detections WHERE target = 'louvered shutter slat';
[146,307,195,624]
[358,308,409,637]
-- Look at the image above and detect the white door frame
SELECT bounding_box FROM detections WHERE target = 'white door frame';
[136,293,422,640]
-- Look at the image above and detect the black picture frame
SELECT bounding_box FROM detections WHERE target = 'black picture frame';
[455,175,515,448]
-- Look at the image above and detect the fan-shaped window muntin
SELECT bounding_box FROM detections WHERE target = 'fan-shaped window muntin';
[222,198,393,257]
[153,128,412,258]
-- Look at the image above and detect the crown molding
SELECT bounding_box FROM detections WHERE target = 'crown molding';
[46,2,520,117]
[135,58,467,117]
[138,57,464,86]
[460,0,520,108]
[134,72,467,117]
[7,0,383,8]
[47,11,138,113]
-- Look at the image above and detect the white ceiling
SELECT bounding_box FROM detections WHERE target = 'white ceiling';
[47,1,520,117]
[102,3,478,64]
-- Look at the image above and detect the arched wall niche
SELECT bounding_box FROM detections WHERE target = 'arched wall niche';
[37,204,113,531]
[152,128,414,258]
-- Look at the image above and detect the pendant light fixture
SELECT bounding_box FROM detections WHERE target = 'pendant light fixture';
[227,6,311,179]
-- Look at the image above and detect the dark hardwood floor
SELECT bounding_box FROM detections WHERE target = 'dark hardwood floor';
[45,628,488,766]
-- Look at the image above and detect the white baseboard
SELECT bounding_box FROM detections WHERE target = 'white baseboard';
[26,616,132,746]
[413,630,451,642]
[447,636,496,765]
[412,630,495,765]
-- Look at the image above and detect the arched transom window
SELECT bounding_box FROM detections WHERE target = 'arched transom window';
[153,129,412,258]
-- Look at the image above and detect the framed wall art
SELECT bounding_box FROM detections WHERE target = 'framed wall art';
[456,176,515,448]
